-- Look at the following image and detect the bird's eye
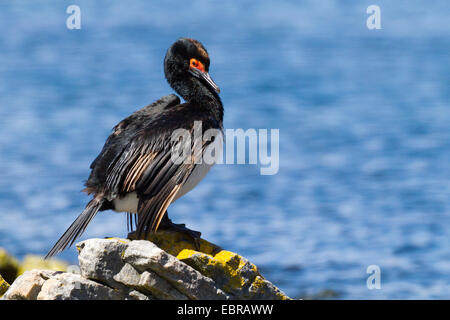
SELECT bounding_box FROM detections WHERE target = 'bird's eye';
[190,58,205,72]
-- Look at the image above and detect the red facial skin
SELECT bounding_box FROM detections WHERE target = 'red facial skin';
[190,58,205,72]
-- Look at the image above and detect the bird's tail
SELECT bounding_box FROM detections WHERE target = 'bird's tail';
[45,196,104,259]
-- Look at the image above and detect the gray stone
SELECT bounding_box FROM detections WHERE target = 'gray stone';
[247,276,287,300]
[113,262,187,300]
[77,238,129,290]
[123,240,229,300]
[2,270,59,300]
[126,289,151,300]
[37,272,126,300]
[139,270,189,300]
[113,263,142,287]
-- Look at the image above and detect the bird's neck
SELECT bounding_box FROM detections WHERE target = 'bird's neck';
[173,80,224,124]
[192,90,224,124]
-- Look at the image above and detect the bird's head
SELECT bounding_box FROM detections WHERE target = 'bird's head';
[164,38,220,99]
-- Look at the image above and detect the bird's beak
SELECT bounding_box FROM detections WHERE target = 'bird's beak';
[189,68,220,93]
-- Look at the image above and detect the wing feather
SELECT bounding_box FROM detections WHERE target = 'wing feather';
[85,94,180,192]
[123,152,157,192]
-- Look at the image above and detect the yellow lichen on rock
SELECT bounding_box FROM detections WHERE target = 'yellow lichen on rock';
[177,248,260,296]
[177,248,291,299]
[0,248,20,284]
[128,229,222,257]
[248,275,290,300]
[0,273,10,297]
[105,237,130,245]
[18,255,67,276]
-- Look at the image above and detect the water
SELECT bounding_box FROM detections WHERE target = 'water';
[0,1,449,299]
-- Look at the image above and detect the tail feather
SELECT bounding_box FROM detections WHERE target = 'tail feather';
[45,197,103,259]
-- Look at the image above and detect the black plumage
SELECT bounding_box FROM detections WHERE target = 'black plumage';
[46,38,223,258]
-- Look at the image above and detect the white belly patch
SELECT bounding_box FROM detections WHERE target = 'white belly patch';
[113,192,139,213]
[112,163,212,213]
[173,162,212,201]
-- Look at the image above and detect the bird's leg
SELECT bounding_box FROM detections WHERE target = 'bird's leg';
[158,212,202,248]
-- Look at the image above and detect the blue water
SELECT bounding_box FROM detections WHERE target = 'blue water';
[0,1,449,299]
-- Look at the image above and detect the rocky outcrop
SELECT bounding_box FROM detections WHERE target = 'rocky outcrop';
[2,231,290,300]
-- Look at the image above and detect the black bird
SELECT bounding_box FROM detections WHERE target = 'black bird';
[46,38,223,258]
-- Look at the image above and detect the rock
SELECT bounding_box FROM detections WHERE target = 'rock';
[2,231,291,300]
[1,270,58,300]
[145,230,289,300]
[37,272,129,300]
[122,240,229,300]
[126,289,151,300]
[177,249,287,299]
[2,269,146,300]
[114,262,188,300]
[77,238,130,290]
[0,248,19,284]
